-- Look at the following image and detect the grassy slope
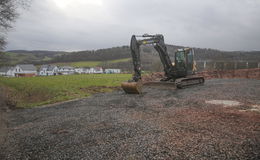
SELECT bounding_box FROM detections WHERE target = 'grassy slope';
[1,52,130,67]
[2,52,38,65]
[0,74,131,108]
[1,52,131,67]
[108,58,131,64]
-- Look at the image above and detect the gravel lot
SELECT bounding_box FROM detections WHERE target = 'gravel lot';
[1,79,260,160]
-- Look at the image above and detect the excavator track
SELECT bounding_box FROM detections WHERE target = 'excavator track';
[175,76,205,89]
[121,76,205,94]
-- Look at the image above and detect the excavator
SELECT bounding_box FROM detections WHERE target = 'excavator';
[121,34,204,94]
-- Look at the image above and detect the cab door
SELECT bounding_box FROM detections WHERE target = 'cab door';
[175,50,187,77]
[186,49,194,75]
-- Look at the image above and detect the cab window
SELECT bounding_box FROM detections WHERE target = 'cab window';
[176,51,185,63]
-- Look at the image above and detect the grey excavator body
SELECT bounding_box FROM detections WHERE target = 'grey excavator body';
[121,34,204,94]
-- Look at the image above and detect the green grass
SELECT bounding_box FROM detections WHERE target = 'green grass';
[108,58,131,64]
[42,56,52,61]
[0,74,131,108]
[2,52,38,65]
[70,61,102,67]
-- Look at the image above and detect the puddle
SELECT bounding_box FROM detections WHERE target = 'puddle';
[206,100,241,107]
[206,100,260,113]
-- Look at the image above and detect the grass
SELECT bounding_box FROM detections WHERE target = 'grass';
[107,58,131,64]
[1,52,131,67]
[2,52,38,65]
[42,56,52,61]
[0,74,131,108]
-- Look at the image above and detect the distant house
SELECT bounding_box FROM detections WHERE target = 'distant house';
[75,68,84,74]
[14,64,37,77]
[83,68,91,74]
[39,65,58,76]
[93,67,103,74]
[89,68,95,74]
[58,66,75,75]
[0,66,15,77]
[105,69,121,74]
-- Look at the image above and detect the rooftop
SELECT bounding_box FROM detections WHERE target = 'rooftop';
[17,64,37,71]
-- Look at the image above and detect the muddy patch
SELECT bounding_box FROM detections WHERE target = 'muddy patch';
[142,68,260,83]
[80,86,120,94]
[0,113,7,145]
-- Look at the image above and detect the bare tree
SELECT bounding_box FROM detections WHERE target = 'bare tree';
[0,0,29,51]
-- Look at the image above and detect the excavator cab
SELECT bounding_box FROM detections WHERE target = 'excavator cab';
[174,48,195,77]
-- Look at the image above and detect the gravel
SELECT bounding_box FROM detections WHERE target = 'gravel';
[0,79,260,160]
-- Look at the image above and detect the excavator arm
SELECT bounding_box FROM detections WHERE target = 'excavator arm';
[130,34,176,82]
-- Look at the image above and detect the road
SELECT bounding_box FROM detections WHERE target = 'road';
[0,79,260,159]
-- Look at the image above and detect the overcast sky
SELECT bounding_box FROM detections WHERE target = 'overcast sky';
[6,0,260,51]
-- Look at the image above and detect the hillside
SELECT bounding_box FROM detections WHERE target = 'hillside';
[2,45,260,70]
[0,51,66,66]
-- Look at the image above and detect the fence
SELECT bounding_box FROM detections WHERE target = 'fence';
[196,61,260,71]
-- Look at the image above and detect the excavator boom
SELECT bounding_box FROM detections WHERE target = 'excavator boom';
[129,34,176,82]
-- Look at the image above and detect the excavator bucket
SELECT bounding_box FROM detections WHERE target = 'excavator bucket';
[121,81,142,94]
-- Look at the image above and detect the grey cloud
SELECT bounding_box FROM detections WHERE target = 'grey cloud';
[6,0,260,51]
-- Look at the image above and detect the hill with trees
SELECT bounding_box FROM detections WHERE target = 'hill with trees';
[1,45,260,71]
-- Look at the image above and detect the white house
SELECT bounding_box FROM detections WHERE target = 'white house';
[14,64,37,77]
[105,69,121,74]
[80,67,103,74]
[83,68,91,74]
[58,66,75,75]
[0,66,15,77]
[39,65,58,76]
[89,68,95,74]
[93,67,103,74]
[75,68,84,74]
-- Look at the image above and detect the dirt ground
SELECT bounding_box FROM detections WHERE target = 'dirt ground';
[0,79,260,160]
[197,68,260,80]
[142,68,260,83]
